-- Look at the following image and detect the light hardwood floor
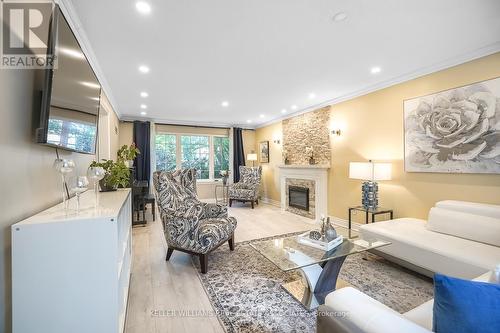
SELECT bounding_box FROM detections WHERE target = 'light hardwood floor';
[125,202,314,333]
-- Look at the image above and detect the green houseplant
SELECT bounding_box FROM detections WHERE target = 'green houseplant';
[117,143,140,167]
[90,160,130,191]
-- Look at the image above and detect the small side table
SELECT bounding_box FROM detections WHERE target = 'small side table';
[215,184,229,205]
[348,206,393,230]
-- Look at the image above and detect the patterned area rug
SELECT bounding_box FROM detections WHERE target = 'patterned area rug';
[192,233,434,333]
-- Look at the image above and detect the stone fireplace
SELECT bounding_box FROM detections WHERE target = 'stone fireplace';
[279,164,329,223]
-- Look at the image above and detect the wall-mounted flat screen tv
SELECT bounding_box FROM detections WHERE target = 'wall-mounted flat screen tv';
[36,5,100,154]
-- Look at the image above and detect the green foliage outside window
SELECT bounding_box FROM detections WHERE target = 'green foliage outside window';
[155,134,229,180]
[213,136,229,178]
[155,134,177,172]
[181,135,209,179]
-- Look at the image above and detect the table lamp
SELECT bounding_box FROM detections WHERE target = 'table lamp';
[349,160,391,209]
[247,153,257,167]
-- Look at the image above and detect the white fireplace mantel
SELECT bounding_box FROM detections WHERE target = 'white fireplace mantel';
[278,164,331,170]
[278,164,330,223]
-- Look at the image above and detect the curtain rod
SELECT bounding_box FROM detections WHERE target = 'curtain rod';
[122,120,255,131]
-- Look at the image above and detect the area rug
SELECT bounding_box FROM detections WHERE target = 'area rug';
[192,233,434,333]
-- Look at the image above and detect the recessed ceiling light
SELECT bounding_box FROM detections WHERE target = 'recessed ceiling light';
[246,119,252,123]
[291,105,297,110]
[81,81,100,89]
[59,47,84,59]
[140,91,148,98]
[259,114,265,118]
[138,65,150,73]
[332,12,348,22]
[140,104,147,109]
[135,1,151,14]
[281,109,287,114]
[309,93,316,99]
[370,66,382,74]
[140,111,147,116]
[221,101,229,107]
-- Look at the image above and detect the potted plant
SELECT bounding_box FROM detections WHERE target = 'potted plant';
[89,160,131,191]
[117,143,140,168]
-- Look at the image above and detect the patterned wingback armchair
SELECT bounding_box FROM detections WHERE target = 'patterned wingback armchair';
[228,166,262,209]
[153,169,237,273]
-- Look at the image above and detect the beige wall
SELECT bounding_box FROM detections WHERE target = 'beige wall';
[242,129,256,166]
[156,124,229,136]
[0,69,101,332]
[109,106,120,160]
[119,121,133,152]
[98,92,120,161]
[256,52,500,219]
[255,122,282,203]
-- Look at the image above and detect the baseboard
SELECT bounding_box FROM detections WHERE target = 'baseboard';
[260,197,281,207]
[329,216,363,231]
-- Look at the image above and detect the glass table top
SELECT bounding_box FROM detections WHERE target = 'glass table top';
[250,226,390,272]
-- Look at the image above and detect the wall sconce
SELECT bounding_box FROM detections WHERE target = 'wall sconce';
[331,129,342,136]
[272,133,281,144]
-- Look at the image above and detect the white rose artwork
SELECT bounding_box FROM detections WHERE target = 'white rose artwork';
[404,77,500,173]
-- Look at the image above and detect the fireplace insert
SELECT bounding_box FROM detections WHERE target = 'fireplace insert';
[288,186,309,211]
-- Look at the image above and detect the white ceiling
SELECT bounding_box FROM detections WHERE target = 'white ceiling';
[67,0,500,128]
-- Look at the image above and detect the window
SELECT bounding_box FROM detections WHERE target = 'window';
[181,135,210,179]
[155,134,177,171]
[154,133,230,181]
[213,136,229,179]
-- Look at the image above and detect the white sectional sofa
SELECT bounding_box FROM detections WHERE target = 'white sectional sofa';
[317,200,500,333]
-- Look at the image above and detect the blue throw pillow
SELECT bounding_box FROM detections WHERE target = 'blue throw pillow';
[433,273,500,333]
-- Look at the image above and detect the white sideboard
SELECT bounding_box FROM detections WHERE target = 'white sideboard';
[11,189,132,333]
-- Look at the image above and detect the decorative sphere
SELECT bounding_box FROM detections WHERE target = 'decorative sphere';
[309,230,322,240]
[87,166,106,181]
[53,159,75,174]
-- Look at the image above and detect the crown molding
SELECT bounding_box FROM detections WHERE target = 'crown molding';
[55,0,121,118]
[256,42,500,128]
[120,115,255,130]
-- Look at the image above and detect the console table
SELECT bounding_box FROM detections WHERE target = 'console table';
[11,189,132,333]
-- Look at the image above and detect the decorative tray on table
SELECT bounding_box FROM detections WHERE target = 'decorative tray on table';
[297,231,343,251]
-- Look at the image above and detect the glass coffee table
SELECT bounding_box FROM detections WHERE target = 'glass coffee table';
[250,226,390,310]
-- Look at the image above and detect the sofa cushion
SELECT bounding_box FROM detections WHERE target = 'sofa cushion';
[324,287,431,333]
[402,272,493,329]
[427,207,500,247]
[403,300,433,331]
[360,218,500,279]
[436,200,500,219]
[433,274,500,333]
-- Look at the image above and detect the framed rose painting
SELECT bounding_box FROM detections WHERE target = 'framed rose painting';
[404,76,500,174]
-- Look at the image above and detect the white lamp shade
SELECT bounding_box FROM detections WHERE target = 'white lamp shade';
[349,162,392,181]
[247,153,257,161]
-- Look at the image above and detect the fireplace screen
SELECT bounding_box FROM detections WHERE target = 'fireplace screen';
[288,186,309,211]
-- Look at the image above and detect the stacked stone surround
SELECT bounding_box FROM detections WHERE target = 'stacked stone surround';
[282,106,331,165]
[285,178,315,220]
